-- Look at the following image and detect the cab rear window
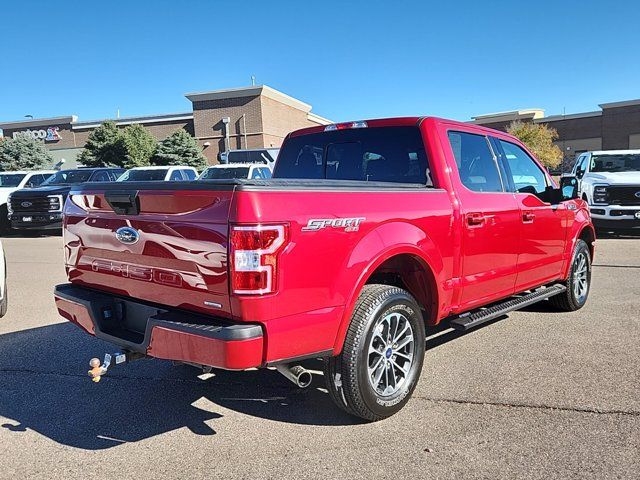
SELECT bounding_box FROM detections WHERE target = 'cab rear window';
[274,126,432,185]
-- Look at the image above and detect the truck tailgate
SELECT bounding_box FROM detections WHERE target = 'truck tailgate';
[64,185,234,317]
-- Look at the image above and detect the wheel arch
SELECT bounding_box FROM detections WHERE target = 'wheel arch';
[331,222,446,355]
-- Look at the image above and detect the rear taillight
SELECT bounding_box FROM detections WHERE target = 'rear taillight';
[230,224,288,295]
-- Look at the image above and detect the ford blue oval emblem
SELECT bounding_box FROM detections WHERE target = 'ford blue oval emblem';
[115,226,140,245]
[635,191,640,199]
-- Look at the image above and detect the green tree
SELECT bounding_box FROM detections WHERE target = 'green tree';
[122,124,156,168]
[78,121,126,167]
[152,129,207,169]
[506,121,563,169]
[0,135,54,170]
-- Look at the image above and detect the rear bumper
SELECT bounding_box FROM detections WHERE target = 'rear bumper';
[54,283,264,370]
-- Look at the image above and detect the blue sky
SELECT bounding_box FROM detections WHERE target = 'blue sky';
[1,0,639,124]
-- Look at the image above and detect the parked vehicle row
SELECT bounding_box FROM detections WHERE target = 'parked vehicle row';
[54,116,595,421]
[1,159,275,233]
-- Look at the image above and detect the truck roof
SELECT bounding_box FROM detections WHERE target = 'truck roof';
[126,165,195,170]
[288,116,507,138]
[587,150,640,155]
[1,170,56,175]
[207,163,258,169]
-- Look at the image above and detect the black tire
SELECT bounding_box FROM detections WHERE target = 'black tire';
[549,239,591,311]
[0,204,10,235]
[324,284,426,421]
[0,254,6,318]
[0,281,7,318]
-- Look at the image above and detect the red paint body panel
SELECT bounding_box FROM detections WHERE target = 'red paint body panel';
[59,117,594,368]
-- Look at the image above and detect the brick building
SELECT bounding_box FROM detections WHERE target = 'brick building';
[471,99,640,162]
[0,85,331,169]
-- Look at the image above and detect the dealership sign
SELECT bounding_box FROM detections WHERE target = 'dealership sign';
[13,127,62,142]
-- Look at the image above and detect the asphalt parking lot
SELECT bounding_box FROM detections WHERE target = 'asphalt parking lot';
[0,234,638,479]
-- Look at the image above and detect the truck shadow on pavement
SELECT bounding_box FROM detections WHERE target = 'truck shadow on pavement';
[0,303,558,450]
[0,322,361,450]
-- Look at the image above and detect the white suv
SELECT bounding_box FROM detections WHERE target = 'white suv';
[571,150,640,231]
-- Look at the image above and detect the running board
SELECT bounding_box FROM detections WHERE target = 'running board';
[449,284,567,332]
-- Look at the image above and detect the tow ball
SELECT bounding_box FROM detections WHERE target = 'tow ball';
[88,351,144,382]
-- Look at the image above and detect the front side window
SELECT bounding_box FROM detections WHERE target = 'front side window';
[275,126,431,185]
[448,131,503,193]
[499,140,548,194]
[27,174,47,186]
[575,155,587,178]
[42,170,93,185]
[169,170,183,181]
[90,171,110,182]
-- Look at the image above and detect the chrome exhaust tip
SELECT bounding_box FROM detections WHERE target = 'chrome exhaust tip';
[275,364,313,388]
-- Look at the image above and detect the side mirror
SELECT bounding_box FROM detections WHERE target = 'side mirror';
[560,175,579,200]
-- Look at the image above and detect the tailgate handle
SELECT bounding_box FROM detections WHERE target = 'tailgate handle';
[105,191,140,215]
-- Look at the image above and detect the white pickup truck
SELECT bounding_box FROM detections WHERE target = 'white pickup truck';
[571,150,640,231]
[1,170,56,232]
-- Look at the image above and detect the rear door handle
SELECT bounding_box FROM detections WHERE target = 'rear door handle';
[466,212,485,227]
[522,211,535,223]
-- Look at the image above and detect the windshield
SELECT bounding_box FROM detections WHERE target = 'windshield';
[274,126,431,184]
[200,167,250,179]
[591,154,640,173]
[0,174,27,187]
[42,170,92,185]
[117,169,168,181]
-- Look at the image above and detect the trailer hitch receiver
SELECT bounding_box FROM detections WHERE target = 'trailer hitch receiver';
[88,351,143,382]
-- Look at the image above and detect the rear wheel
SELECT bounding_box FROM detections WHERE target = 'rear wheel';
[324,284,426,421]
[550,239,591,311]
[0,204,10,235]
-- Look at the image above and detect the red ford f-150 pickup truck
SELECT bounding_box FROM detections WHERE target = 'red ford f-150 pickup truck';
[55,117,594,420]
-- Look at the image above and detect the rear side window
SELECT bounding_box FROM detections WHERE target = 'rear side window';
[448,131,503,193]
[169,170,182,181]
[274,127,431,185]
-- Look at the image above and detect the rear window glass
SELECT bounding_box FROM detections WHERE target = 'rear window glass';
[227,150,275,164]
[274,127,431,185]
[200,167,250,179]
[117,169,168,181]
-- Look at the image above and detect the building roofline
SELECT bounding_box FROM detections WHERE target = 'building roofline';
[471,108,545,124]
[534,111,602,122]
[72,112,193,130]
[307,111,332,125]
[185,84,313,112]
[598,99,640,109]
[0,115,78,130]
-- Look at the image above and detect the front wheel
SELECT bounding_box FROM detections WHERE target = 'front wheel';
[550,239,591,311]
[324,284,426,421]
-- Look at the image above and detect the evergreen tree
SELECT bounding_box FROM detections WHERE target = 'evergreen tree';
[78,121,126,167]
[152,129,207,169]
[122,124,156,168]
[0,135,54,171]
